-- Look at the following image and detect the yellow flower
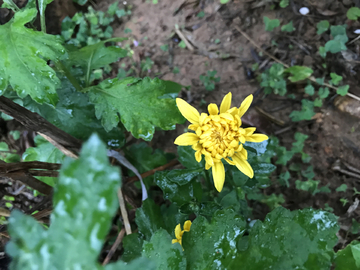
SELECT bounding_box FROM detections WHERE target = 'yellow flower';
[172,220,192,247]
[174,92,268,192]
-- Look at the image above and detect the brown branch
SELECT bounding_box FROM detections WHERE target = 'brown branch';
[126,159,180,184]
[29,170,59,177]
[0,96,82,155]
[102,228,126,266]
[0,161,61,172]
[0,171,52,195]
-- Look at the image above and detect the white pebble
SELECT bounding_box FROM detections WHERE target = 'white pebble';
[354,29,360,34]
[299,7,310,15]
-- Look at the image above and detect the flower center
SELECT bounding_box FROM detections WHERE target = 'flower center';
[197,114,245,161]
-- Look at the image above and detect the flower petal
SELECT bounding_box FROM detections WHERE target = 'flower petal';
[224,157,235,165]
[208,103,219,115]
[195,150,202,162]
[183,220,192,232]
[205,155,214,166]
[205,163,212,170]
[174,224,182,240]
[188,124,199,131]
[246,133,269,143]
[220,92,232,113]
[176,98,200,124]
[232,154,254,178]
[174,133,199,146]
[212,161,225,192]
[244,127,256,136]
[238,94,253,118]
[199,113,208,126]
[172,239,179,244]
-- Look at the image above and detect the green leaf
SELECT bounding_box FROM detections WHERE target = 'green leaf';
[136,198,165,240]
[325,25,348,53]
[67,38,128,85]
[336,184,347,192]
[143,229,186,269]
[281,21,295,32]
[178,40,186,48]
[347,7,360,20]
[177,146,205,170]
[244,140,269,156]
[317,20,330,35]
[263,16,280,32]
[319,46,327,58]
[285,66,313,82]
[122,233,144,263]
[291,132,308,153]
[106,258,155,270]
[318,87,330,98]
[252,163,276,175]
[197,11,205,18]
[0,8,66,104]
[183,208,246,269]
[234,207,339,270]
[330,73,342,86]
[279,0,289,8]
[337,85,349,96]
[22,135,65,186]
[305,84,315,95]
[220,0,230,4]
[155,169,203,205]
[88,77,185,140]
[314,98,322,107]
[335,241,360,269]
[19,73,125,146]
[289,99,315,121]
[6,134,122,269]
[125,142,169,181]
[73,0,88,5]
[325,40,347,53]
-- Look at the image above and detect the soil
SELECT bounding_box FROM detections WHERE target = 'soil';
[1,0,360,264]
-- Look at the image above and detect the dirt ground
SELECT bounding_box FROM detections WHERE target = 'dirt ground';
[108,0,360,245]
[1,0,360,261]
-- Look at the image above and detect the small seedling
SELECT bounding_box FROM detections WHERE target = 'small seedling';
[199,70,221,91]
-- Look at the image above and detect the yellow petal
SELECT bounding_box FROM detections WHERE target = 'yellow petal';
[195,150,202,162]
[244,127,256,136]
[220,113,234,121]
[220,92,232,113]
[188,124,199,131]
[183,220,192,232]
[174,133,199,146]
[176,98,200,124]
[205,155,214,166]
[174,224,182,239]
[205,162,211,170]
[238,94,253,118]
[192,142,202,151]
[232,155,254,178]
[212,162,225,192]
[172,239,179,244]
[246,133,269,143]
[224,157,235,165]
[208,103,219,115]
[236,148,248,160]
[199,113,208,126]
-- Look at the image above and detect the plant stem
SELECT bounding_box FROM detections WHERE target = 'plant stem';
[38,0,47,33]
[3,0,20,12]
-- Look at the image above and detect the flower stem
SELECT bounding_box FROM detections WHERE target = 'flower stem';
[55,60,82,92]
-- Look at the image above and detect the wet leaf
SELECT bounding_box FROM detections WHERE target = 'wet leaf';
[6,134,122,269]
[335,241,360,269]
[244,140,269,156]
[155,169,203,205]
[252,163,276,175]
[122,233,144,263]
[136,198,165,240]
[234,207,339,270]
[22,135,65,186]
[0,8,66,104]
[143,229,186,270]
[183,208,246,269]
[67,38,127,85]
[177,146,205,170]
[20,73,125,146]
[88,77,185,140]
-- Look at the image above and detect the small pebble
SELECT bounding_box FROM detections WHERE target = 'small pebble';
[354,29,360,34]
[299,7,310,15]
